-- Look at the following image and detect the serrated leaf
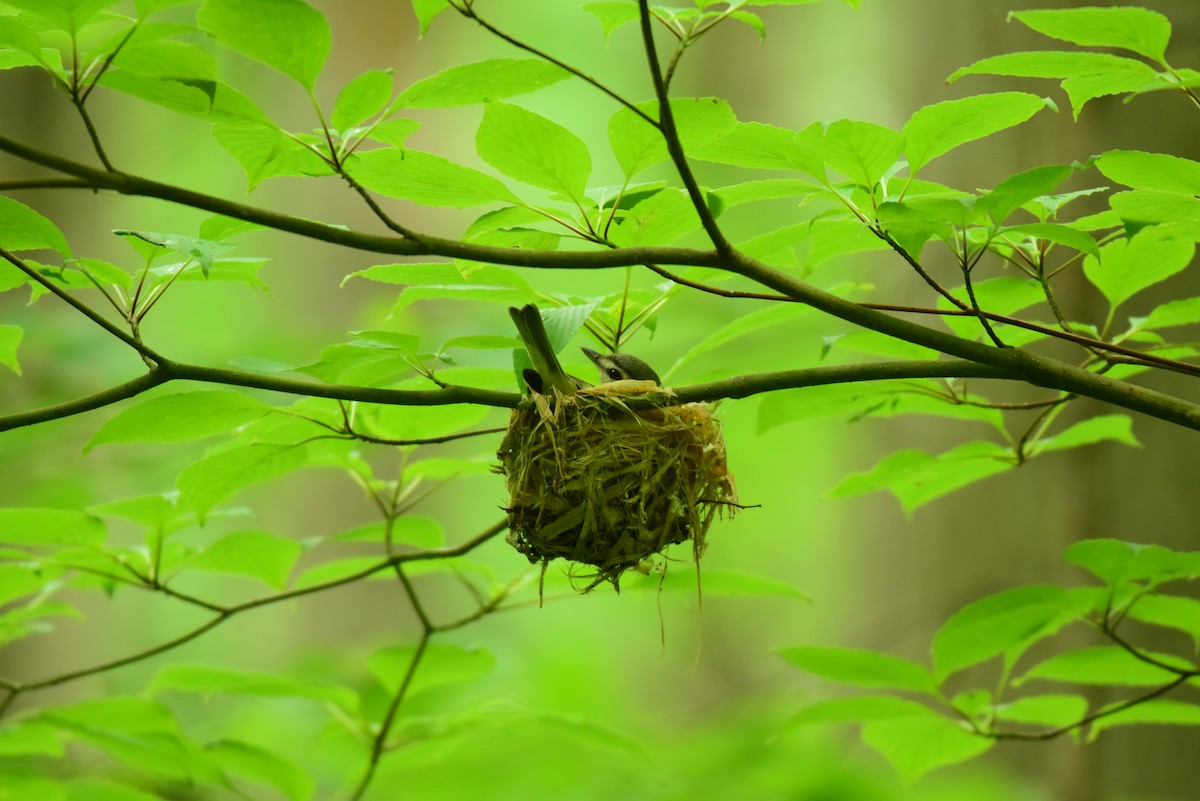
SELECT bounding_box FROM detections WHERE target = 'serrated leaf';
[476,102,590,201]
[86,391,275,452]
[0,196,71,256]
[692,120,824,177]
[778,646,937,695]
[150,663,357,712]
[1095,150,1200,196]
[396,59,569,108]
[347,148,518,207]
[0,508,106,547]
[1082,230,1195,312]
[188,530,304,589]
[368,643,495,699]
[1010,6,1171,63]
[177,443,309,520]
[861,712,993,782]
[197,0,330,88]
[932,585,1082,682]
[903,92,1049,175]
[1018,646,1192,687]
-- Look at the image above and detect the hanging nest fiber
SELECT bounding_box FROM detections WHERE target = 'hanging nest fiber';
[497,383,737,591]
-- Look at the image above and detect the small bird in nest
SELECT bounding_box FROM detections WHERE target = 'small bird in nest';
[509,304,661,395]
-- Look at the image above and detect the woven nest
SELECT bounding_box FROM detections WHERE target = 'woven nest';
[497,383,737,592]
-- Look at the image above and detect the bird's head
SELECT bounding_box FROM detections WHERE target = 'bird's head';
[581,347,661,385]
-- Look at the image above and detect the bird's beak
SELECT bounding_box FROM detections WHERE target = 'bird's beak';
[580,347,603,367]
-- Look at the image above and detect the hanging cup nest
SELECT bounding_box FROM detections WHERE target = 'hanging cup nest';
[497,382,737,591]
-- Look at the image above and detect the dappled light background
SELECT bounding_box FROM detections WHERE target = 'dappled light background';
[2,1,1199,799]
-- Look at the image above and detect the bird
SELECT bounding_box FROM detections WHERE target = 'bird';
[509,304,662,394]
[508,304,588,395]
[581,347,662,385]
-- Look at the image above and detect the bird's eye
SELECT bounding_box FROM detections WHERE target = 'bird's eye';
[606,367,622,380]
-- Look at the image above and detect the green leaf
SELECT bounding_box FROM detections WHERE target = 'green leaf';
[410,0,451,36]
[0,721,62,757]
[0,508,105,547]
[85,391,275,452]
[1018,646,1192,687]
[860,711,993,782]
[995,694,1088,729]
[1010,6,1172,63]
[607,188,700,247]
[1095,150,1200,196]
[368,643,496,699]
[2,0,120,35]
[932,585,1082,682]
[697,120,826,178]
[0,196,71,256]
[188,530,304,589]
[829,441,1013,514]
[113,230,234,276]
[332,515,444,548]
[777,646,937,695]
[978,164,1076,223]
[709,178,820,211]
[1001,222,1100,261]
[939,276,1044,341]
[1028,415,1139,456]
[1144,295,1200,329]
[1088,699,1200,739]
[783,695,932,728]
[476,102,590,201]
[207,740,314,801]
[177,443,309,521]
[608,97,737,180]
[213,121,335,188]
[1082,230,1195,312]
[0,324,21,375]
[949,52,1158,118]
[902,92,1049,175]
[820,119,904,187]
[1110,191,1200,230]
[1126,594,1200,648]
[396,59,569,108]
[347,148,518,207]
[582,1,640,40]
[330,68,393,132]
[197,0,330,88]
[1062,538,1193,587]
[150,663,357,712]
